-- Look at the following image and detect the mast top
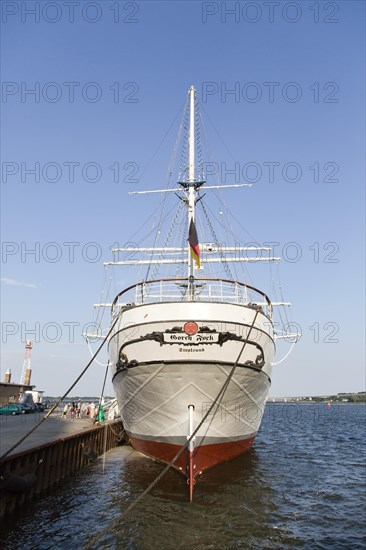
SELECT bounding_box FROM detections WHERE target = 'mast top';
[188,86,196,184]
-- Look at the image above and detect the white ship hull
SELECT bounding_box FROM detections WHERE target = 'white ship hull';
[109,299,275,483]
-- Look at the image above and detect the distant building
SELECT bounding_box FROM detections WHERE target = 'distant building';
[0,382,35,406]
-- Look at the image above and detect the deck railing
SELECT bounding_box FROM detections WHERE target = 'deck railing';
[112,278,272,318]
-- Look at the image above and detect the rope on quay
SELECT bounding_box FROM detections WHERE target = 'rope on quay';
[0,311,123,464]
[83,308,260,550]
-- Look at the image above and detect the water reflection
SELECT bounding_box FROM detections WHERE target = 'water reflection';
[1,405,365,550]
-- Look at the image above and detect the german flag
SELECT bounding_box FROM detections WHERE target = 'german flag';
[188,219,201,269]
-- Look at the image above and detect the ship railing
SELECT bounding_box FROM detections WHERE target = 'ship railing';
[111,278,272,318]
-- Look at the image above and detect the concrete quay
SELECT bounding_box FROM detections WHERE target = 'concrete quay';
[0,413,95,456]
[0,414,125,523]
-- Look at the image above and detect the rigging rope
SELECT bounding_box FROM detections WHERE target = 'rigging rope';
[195,97,203,181]
[94,266,113,333]
[200,201,258,287]
[144,173,173,281]
[270,262,291,335]
[86,337,108,367]
[178,96,190,182]
[0,309,123,464]
[272,340,298,366]
[200,199,234,280]
[83,308,260,549]
[144,96,189,281]
[198,108,242,282]
[148,201,185,281]
[133,100,186,189]
[98,362,110,408]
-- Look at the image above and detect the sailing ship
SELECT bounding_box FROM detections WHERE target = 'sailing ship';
[90,86,296,499]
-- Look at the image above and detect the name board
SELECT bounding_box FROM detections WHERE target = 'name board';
[163,333,220,344]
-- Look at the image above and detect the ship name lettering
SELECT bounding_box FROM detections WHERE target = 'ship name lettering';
[179,347,205,352]
[170,334,192,341]
[196,334,214,342]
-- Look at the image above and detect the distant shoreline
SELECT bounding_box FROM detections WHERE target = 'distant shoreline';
[42,393,366,404]
[266,399,366,404]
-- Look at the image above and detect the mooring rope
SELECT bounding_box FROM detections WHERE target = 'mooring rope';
[0,310,123,464]
[83,308,260,549]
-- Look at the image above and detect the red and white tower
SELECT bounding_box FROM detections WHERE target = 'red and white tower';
[20,340,33,385]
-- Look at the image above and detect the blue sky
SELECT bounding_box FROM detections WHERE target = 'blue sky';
[1,0,365,397]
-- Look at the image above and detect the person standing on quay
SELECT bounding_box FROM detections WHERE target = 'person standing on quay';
[62,404,68,419]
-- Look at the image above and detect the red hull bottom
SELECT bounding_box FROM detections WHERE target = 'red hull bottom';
[129,435,255,498]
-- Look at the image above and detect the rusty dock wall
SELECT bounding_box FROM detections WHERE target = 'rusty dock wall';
[0,420,125,523]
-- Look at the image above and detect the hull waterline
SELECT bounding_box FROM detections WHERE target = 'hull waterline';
[129,433,256,477]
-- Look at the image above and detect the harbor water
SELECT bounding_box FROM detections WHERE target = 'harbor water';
[1,403,365,549]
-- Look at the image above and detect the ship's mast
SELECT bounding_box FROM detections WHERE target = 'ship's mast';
[107,86,261,280]
[188,85,196,293]
[188,85,195,184]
